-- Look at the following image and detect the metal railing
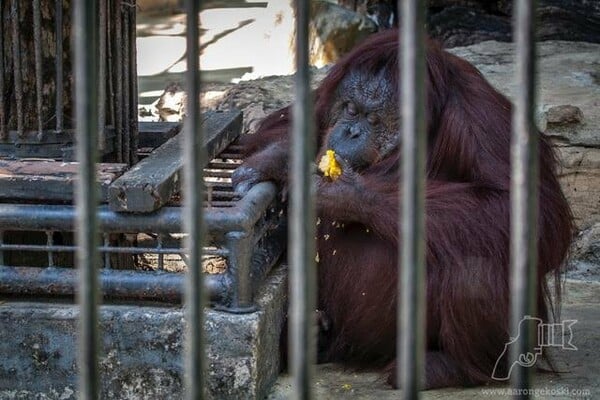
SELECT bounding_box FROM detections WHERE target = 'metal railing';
[68,0,538,398]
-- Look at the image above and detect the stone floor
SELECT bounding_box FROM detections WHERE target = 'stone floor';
[268,280,599,399]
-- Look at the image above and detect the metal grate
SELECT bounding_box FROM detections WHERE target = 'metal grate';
[0,142,285,305]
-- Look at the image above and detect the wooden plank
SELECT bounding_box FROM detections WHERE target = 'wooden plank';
[108,110,242,213]
[0,159,127,202]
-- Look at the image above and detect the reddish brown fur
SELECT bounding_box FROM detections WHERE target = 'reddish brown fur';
[235,30,573,388]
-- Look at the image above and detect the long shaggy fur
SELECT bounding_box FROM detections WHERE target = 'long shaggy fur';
[236,30,573,388]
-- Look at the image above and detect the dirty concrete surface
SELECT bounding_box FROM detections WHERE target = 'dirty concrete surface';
[268,280,600,400]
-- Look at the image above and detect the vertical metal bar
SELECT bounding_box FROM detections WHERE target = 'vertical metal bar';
[114,0,124,162]
[74,0,100,398]
[46,231,54,267]
[511,0,538,397]
[0,7,6,140]
[10,0,24,137]
[106,2,115,129]
[103,233,110,269]
[157,234,164,270]
[55,0,64,132]
[129,1,139,164]
[33,0,44,137]
[398,0,427,396]
[225,231,255,312]
[98,0,107,150]
[122,5,131,165]
[290,0,316,398]
[183,1,206,399]
[0,231,4,265]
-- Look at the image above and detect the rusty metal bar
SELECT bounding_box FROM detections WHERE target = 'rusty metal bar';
[98,0,107,150]
[290,0,317,398]
[183,0,207,398]
[511,0,539,397]
[0,7,6,140]
[114,0,124,162]
[74,0,101,398]
[398,0,427,396]
[33,0,44,137]
[129,1,139,165]
[55,0,64,132]
[122,3,131,165]
[10,0,24,137]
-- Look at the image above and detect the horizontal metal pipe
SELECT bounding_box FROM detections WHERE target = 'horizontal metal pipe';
[0,182,276,234]
[0,265,229,303]
[0,243,228,257]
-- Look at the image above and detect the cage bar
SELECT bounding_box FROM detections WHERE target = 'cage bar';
[289,0,317,399]
[74,0,101,398]
[510,0,539,397]
[183,0,207,398]
[114,0,124,162]
[398,0,428,396]
[55,0,64,132]
[0,6,5,139]
[98,0,107,150]
[33,0,44,137]
[10,0,24,137]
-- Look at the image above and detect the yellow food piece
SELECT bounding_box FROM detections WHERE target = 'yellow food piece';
[318,150,342,180]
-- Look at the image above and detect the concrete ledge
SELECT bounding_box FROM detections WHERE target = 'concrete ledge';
[0,265,287,399]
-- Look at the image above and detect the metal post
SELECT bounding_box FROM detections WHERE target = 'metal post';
[33,0,44,137]
[98,0,107,150]
[10,0,24,137]
[511,0,539,397]
[398,0,427,397]
[290,0,317,398]
[183,1,206,399]
[74,0,101,398]
[114,0,124,162]
[55,0,64,132]
[0,6,6,140]
[129,1,139,165]
[224,231,255,313]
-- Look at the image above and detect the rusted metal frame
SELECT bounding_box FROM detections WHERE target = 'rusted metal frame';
[55,0,64,132]
[10,0,24,137]
[33,0,44,138]
[183,0,207,397]
[398,0,428,397]
[510,0,539,397]
[73,0,101,397]
[289,0,317,398]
